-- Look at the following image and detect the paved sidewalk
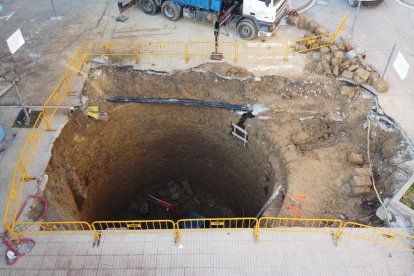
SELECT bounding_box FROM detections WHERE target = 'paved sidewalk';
[0,230,413,275]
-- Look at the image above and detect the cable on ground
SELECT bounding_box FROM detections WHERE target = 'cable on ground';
[366,115,391,225]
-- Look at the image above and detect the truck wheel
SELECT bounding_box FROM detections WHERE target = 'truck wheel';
[161,1,181,21]
[237,19,257,40]
[140,0,159,15]
[348,0,358,7]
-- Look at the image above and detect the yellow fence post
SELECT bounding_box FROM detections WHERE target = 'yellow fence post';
[19,160,36,182]
[333,225,344,247]
[63,72,73,96]
[283,42,290,63]
[331,13,349,44]
[43,112,56,132]
[234,43,238,63]
[174,222,181,244]
[134,43,141,64]
[253,220,259,243]
[185,43,189,64]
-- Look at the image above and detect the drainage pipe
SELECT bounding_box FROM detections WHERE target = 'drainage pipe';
[106,97,251,112]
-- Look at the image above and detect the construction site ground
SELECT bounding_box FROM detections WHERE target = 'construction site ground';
[1,0,414,274]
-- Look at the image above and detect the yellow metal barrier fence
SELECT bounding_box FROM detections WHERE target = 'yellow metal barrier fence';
[12,221,93,239]
[92,220,176,234]
[341,222,414,252]
[3,45,86,235]
[176,217,259,242]
[92,220,177,242]
[259,217,343,232]
[258,217,343,244]
[237,41,290,62]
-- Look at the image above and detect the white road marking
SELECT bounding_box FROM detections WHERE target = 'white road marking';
[0,11,15,21]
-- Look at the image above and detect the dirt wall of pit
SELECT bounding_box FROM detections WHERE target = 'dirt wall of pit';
[45,103,285,222]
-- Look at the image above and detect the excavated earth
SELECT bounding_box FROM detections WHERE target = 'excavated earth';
[44,63,414,225]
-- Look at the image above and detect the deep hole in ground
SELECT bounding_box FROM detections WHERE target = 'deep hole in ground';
[45,104,283,222]
[44,63,414,225]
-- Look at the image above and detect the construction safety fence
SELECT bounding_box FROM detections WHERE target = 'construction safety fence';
[84,35,333,64]
[2,44,89,238]
[83,14,348,63]
[8,218,414,252]
[4,12,411,253]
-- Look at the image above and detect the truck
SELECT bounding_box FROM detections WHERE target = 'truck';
[347,0,384,6]
[118,0,289,40]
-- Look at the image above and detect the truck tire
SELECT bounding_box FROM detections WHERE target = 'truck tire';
[140,0,159,15]
[348,0,358,6]
[161,1,181,21]
[237,19,257,40]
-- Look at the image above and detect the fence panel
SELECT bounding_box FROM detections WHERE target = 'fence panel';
[18,113,48,170]
[3,165,26,230]
[177,217,258,232]
[85,41,137,57]
[342,222,414,252]
[42,77,70,121]
[64,45,87,85]
[3,113,48,228]
[92,220,176,235]
[12,221,93,237]
[138,41,186,57]
[291,33,335,54]
[259,217,343,234]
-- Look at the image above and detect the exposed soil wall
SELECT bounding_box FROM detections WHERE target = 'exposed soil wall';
[45,103,283,222]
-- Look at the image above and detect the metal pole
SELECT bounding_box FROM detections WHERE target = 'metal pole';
[382,43,396,78]
[50,0,57,18]
[13,81,31,125]
[350,0,361,38]
[255,185,283,219]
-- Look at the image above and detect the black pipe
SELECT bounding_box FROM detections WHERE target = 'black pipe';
[106,97,250,112]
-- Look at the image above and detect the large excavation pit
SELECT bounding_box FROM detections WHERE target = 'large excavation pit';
[45,101,283,222]
[44,63,414,225]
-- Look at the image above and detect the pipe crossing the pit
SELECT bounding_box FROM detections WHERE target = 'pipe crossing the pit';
[106,97,251,112]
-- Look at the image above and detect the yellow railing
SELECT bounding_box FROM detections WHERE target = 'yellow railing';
[258,217,343,244]
[12,221,93,238]
[259,217,343,232]
[82,14,348,64]
[2,44,87,237]
[5,216,414,252]
[92,220,176,234]
[176,217,259,242]
[92,220,177,243]
[341,222,414,252]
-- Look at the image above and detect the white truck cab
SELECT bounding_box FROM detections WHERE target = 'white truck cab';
[238,0,288,39]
